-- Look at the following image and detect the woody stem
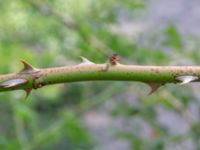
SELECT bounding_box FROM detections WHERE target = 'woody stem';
[0,63,200,93]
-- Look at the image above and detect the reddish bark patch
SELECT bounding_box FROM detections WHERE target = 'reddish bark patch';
[109,54,120,65]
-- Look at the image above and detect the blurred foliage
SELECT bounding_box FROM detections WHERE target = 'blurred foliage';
[1,0,200,150]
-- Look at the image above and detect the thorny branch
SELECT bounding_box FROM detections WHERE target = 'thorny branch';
[0,54,200,98]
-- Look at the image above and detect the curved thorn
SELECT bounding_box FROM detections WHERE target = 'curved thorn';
[79,56,94,65]
[176,75,198,85]
[147,83,162,95]
[24,89,32,99]
[20,60,39,74]
[21,60,34,70]
[0,79,28,88]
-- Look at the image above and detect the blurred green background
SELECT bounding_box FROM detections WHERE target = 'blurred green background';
[1,0,200,150]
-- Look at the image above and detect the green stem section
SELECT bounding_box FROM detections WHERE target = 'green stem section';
[1,63,200,93]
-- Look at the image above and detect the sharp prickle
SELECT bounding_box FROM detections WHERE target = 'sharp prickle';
[79,56,95,65]
[147,83,162,95]
[20,60,39,74]
[176,75,199,85]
